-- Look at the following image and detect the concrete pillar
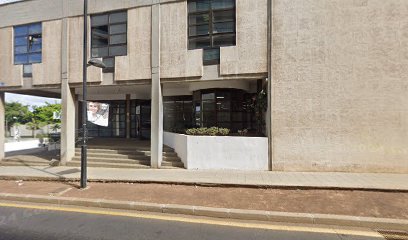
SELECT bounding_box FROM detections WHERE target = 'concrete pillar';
[126,94,131,139]
[150,3,163,168]
[60,85,76,164]
[0,92,5,160]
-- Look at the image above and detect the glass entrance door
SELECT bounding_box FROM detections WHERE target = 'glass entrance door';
[130,100,151,139]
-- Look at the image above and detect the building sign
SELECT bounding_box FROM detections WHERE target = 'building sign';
[87,101,109,127]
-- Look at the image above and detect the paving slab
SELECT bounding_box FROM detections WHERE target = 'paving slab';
[0,166,407,190]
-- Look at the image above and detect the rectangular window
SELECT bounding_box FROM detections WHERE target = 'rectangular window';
[91,11,127,73]
[188,0,236,65]
[13,22,42,77]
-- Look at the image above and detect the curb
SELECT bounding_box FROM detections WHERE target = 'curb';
[0,175,407,192]
[0,193,407,231]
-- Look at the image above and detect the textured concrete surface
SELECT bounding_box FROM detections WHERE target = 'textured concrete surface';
[160,1,203,79]
[115,6,152,81]
[220,0,268,75]
[33,20,62,86]
[271,0,408,173]
[0,166,407,190]
[0,27,23,87]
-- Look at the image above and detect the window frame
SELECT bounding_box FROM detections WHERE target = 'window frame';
[91,11,128,73]
[13,22,43,77]
[188,0,236,65]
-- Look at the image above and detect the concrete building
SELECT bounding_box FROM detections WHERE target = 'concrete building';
[0,0,407,173]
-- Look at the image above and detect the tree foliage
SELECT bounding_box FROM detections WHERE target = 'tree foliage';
[31,102,61,125]
[5,102,32,128]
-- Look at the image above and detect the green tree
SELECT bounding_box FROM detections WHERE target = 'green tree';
[32,102,61,125]
[5,102,32,136]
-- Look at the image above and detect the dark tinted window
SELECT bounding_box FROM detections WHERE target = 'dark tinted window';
[188,0,236,65]
[13,22,42,66]
[91,11,127,73]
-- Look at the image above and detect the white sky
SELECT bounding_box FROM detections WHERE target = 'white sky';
[0,0,23,5]
[6,93,61,108]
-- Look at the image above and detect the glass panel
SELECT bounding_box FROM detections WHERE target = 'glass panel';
[211,0,235,10]
[217,91,231,100]
[110,12,127,24]
[202,92,215,100]
[213,34,235,47]
[29,43,42,53]
[92,47,108,58]
[92,26,109,48]
[202,101,215,111]
[231,101,243,111]
[203,48,220,62]
[188,0,210,12]
[14,26,28,36]
[30,35,42,44]
[109,45,127,56]
[217,112,230,122]
[91,14,109,26]
[28,53,42,63]
[103,57,115,68]
[189,25,209,37]
[109,24,127,34]
[14,54,28,65]
[28,23,42,34]
[14,46,27,54]
[232,112,243,121]
[213,10,234,22]
[216,100,230,111]
[110,34,127,45]
[14,36,27,46]
[202,111,215,123]
[189,13,210,25]
[23,64,32,76]
[219,122,231,129]
[213,22,235,33]
[189,37,211,49]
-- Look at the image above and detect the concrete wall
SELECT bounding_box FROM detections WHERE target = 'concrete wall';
[32,20,62,86]
[160,1,203,79]
[0,27,23,87]
[164,132,269,170]
[68,16,102,83]
[220,0,268,75]
[116,6,152,81]
[271,0,408,173]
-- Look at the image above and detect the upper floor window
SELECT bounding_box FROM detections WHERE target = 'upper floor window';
[14,23,42,77]
[188,0,236,65]
[91,11,127,73]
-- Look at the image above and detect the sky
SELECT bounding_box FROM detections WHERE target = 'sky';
[6,93,61,108]
[0,0,23,5]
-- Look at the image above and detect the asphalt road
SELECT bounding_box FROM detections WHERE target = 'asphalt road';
[0,205,384,240]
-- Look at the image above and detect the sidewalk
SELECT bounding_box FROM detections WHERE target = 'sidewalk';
[0,180,407,231]
[0,166,407,190]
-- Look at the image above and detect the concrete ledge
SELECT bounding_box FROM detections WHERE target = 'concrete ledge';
[0,193,407,231]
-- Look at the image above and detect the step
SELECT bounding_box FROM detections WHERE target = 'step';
[75,152,149,160]
[0,161,50,166]
[75,148,175,155]
[76,145,174,152]
[161,161,184,168]
[66,161,151,169]
[2,158,51,164]
[162,156,182,162]
[71,157,150,164]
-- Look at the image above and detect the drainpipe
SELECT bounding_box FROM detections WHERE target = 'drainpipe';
[267,0,273,171]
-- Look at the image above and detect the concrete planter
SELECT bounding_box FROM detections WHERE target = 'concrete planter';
[164,132,268,170]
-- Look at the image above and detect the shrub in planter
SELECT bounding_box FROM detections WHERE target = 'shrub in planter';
[185,127,230,136]
[218,128,230,136]
[238,129,248,136]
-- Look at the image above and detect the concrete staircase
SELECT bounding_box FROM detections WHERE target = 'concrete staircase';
[0,158,51,167]
[66,145,184,169]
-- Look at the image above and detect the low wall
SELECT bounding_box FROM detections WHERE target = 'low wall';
[164,132,268,170]
[5,139,41,152]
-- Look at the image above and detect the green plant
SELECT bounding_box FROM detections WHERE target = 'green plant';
[185,128,197,135]
[218,128,230,136]
[207,127,219,136]
[196,127,208,135]
[238,129,248,136]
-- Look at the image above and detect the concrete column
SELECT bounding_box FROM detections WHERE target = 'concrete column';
[0,92,5,160]
[61,85,76,164]
[126,94,131,139]
[150,2,163,168]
